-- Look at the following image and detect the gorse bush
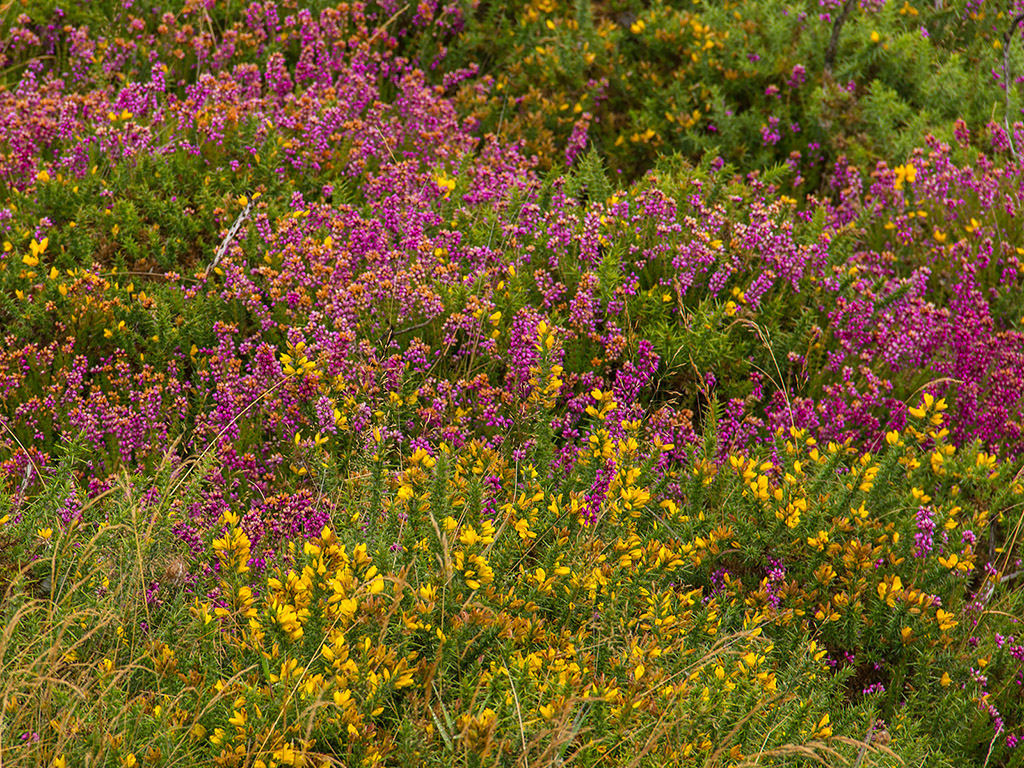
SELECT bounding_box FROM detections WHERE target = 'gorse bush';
[2,0,1024,766]
[4,396,1022,766]
[441,0,1024,182]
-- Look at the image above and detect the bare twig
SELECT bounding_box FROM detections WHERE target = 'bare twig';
[1003,13,1024,161]
[367,3,409,45]
[163,373,292,504]
[737,318,795,433]
[982,726,1000,768]
[852,720,877,768]
[204,194,259,279]
[504,667,530,768]
[0,416,42,507]
[98,270,200,284]
[824,0,858,76]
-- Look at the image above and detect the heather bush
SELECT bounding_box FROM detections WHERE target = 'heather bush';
[6,0,1024,183]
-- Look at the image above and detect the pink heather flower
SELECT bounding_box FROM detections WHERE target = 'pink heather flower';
[565,112,593,166]
[914,507,935,558]
[988,121,1011,153]
[761,116,781,146]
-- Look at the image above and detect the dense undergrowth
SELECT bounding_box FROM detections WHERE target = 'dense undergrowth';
[2,0,1024,766]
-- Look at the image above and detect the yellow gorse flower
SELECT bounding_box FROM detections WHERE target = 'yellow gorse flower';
[435,172,456,198]
[280,340,316,377]
[893,163,916,190]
